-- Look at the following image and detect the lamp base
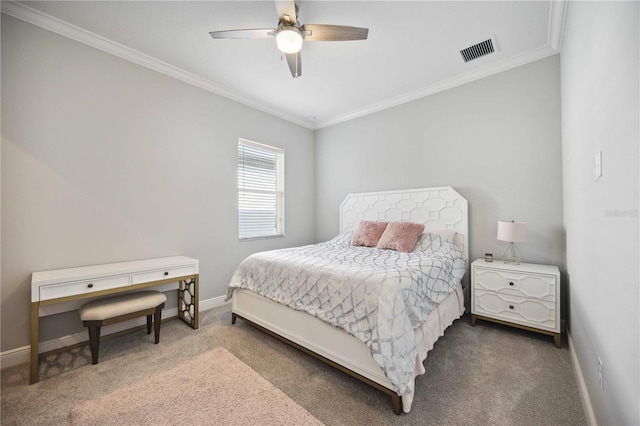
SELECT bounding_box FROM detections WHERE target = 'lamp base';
[501,242,523,265]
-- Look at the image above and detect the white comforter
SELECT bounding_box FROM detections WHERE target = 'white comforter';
[227,232,466,397]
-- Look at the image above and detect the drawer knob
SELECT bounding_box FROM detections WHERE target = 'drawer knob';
[87,283,94,288]
[509,305,514,309]
[164,272,169,276]
[509,282,514,286]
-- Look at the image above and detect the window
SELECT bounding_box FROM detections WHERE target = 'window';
[237,139,284,239]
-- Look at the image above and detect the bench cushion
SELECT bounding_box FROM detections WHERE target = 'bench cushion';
[79,291,167,321]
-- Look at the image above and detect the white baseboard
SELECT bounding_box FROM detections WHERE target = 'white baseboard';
[199,294,228,312]
[0,295,229,370]
[568,330,598,426]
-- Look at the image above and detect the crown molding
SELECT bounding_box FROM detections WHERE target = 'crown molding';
[315,44,559,129]
[316,0,566,129]
[0,1,315,130]
[548,0,568,52]
[2,0,566,132]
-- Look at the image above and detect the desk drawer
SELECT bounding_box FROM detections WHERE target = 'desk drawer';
[40,274,131,301]
[132,265,196,284]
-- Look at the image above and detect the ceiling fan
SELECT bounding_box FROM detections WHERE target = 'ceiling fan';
[209,0,369,78]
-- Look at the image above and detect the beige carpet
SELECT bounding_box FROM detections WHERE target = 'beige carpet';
[70,347,324,426]
[1,305,586,425]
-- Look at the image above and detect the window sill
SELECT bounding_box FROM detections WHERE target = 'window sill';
[239,234,285,242]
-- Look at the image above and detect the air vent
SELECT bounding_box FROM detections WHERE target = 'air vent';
[460,38,495,63]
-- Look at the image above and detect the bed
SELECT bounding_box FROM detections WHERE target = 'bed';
[227,187,469,414]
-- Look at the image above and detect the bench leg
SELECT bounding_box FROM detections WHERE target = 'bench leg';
[86,321,101,365]
[146,315,152,335]
[154,303,164,344]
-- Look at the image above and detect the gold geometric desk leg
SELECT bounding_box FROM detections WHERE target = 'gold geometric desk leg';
[194,274,199,329]
[178,275,199,330]
[30,302,40,384]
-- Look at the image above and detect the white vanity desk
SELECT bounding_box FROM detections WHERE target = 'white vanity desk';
[30,256,199,384]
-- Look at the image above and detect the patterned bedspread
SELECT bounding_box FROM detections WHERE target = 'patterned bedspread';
[226,232,466,396]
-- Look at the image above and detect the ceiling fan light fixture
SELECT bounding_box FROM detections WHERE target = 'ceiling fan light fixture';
[276,26,303,54]
[209,0,369,78]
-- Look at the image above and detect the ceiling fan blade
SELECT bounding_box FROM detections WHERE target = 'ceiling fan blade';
[209,29,275,39]
[301,24,369,41]
[285,52,302,78]
[275,0,297,25]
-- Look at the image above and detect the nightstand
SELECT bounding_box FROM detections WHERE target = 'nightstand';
[470,259,561,347]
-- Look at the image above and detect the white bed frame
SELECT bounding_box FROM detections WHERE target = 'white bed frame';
[231,187,469,414]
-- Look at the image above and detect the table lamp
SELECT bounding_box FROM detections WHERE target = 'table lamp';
[497,220,527,264]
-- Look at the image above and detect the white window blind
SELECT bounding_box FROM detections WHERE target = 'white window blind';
[238,139,284,239]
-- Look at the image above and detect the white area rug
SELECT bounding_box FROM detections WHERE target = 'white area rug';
[70,347,324,425]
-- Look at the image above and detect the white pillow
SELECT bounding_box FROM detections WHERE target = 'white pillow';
[413,230,457,252]
[326,231,353,246]
[429,229,456,243]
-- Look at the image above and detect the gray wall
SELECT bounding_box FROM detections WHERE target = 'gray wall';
[4,9,638,425]
[315,56,564,274]
[1,15,315,351]
[561,2,639,425]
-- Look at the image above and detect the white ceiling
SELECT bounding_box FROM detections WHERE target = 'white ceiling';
[3,1,566,129]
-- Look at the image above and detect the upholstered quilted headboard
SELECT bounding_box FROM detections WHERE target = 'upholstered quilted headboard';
[339,186,469,262]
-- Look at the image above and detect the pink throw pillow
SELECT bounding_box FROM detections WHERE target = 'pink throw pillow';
[351,221,388,247]
[377,222,426,252]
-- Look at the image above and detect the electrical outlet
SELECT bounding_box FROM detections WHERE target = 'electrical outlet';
[598,357,604,390]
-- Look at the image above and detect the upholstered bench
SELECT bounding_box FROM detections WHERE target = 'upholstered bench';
[79,291,167,364]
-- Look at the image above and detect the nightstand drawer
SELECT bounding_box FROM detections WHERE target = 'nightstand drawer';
[132,265,196,284]
[473,289,558,332]
[40,274,131,301]
[473,267,557,302]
